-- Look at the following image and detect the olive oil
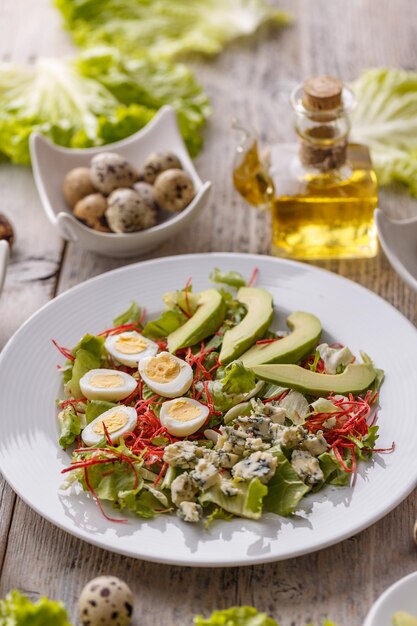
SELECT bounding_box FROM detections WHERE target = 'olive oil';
[270,143,378,259]
[233,75,378,260]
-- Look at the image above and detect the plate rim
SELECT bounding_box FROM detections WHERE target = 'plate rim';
[363,570,417,626]
[1,252,417,567]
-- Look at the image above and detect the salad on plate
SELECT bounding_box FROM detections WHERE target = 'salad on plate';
[55,268,389,525]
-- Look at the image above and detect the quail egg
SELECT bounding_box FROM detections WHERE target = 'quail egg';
[138,351,193,398]
[142,151,182,183]
[105,331,158,367]
[78,575,134,626]
[132,181,159,211]
[73,193,109,232]
[91,152,138,195]
[79,369,137,401]
[81,405,137,447]
[63,167,96,208]
[154,168,195,212]
[160,397,209,437]
[106,188,157,233]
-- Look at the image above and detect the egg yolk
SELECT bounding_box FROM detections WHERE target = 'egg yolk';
[115,335,149,355]
[145,354,180,383]
[89,373,124,389]
[93,411,128,434]
[168,401,201,422]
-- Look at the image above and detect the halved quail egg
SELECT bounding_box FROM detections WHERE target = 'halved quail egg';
[138,351,193,398]
[81,405,137,447]
[105,331,158,367]
[79,369,137,401]
[159,397,209,437]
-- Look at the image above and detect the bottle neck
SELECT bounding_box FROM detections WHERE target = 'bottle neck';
[298,124,348,171]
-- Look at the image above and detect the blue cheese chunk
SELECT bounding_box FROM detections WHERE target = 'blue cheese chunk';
[177,501,202,523]
[190,459,220,491]
[235,415,271,439]
[245,436,270,452]
[214,449,240,469]
[170,473,198,505]
[271,424,306,448]
[317,343,354,375]
[217,426,248,455]
[232,451,277,484]
[163,441,202,469]
[300,431,328,456]
[220,479,240,497]
[291,449,324,485]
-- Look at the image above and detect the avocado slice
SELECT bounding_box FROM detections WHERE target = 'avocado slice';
[393,612,417,626]
[219,287,274,364]
[240,311,322,368]
[252,363,376,397]
[167,289,226,353]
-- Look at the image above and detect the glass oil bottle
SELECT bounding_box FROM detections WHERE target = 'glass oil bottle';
[234,76,378,260]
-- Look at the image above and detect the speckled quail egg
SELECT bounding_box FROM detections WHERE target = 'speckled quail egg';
[138,351,193,398]
[154,168,195,212]
[160,397,209,436]
[142,151,182,183]
[79,575,134,626]
[63,167,96,208]
[79,369,137,401]
[132,181,159,211]
[106,188,157,233]
[81,405,137,447]
[90,152,139,195]
[105,331,158,367]
[73,193,109,232]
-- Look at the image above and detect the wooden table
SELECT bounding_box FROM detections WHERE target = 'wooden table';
[0,0,416,623]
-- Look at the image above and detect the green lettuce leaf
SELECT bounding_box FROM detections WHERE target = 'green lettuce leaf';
[0,46,209,163]
[264,449,310,516]
[194,606,278,626]
[113,300,141,326]
[318,451,350,487]
[351,68,417,197]
[221,361,256,396]
[58,406,83,449]
[0,590,72,626]
[85,400,116,424]
[55,0,290,61]
[200,478,267,520]
[65,334,105,399]
[209,268,246,288]
[143,310,186,339]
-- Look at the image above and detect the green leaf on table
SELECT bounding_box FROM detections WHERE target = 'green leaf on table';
[351,67,417,197]
[55,0,290,61]
[194,606,278,626]
[0,590,72,626]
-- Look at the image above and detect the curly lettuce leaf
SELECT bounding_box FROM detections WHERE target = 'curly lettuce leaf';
[198,362,258,412]
[194,606,278,626]
[0,590,72,626]
[209,268,246,289]
[64,334,105,399]
[264,449,310,516]
[112,300,141,326]
[222,361,256,396]
[0,47,209,163]
[200,478,267,520]
[58,406,83,449]
[55,0,290,61]
[351,68,417,197]
[143,310,186,339]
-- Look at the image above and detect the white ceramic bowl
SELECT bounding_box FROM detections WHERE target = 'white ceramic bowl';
[0,240,9,296]
[376,209,417,293]
[30,106,212,258]
[363,570,417,626]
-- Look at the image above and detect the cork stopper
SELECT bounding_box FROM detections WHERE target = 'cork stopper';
[302,75,343,112]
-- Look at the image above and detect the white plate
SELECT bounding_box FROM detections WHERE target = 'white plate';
[363,571,417,626]
[0,253,416,567]
[0,240,8,296]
